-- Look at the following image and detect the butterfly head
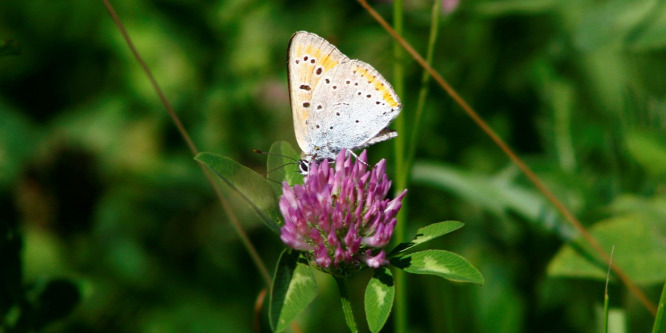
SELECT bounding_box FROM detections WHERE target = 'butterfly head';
[297,158,310,175]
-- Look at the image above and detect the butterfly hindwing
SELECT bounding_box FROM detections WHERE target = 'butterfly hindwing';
[308,60,400,156]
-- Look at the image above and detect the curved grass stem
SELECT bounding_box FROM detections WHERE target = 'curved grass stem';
[102,0,271,286]
[390,1,409,332]
[406,0,441,174]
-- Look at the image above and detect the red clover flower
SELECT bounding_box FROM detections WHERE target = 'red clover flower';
[279,150,407,272]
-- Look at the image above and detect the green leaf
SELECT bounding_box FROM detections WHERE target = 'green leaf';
[269,249,317,332]
[364,267,394,333]
[548,214,666,284]
[267,141,303,195]
[571,0,655,51]
[195,152,281,233]
[625,1,666,51]
[412,161,576,240]
[391,250,484,285]
[473,0,558,16]
[0,108,37,188]
[653,281,666,333]
[625,129,666,179]
[389,221,464,256]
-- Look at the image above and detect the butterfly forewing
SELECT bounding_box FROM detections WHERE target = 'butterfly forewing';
[288,31,349,155]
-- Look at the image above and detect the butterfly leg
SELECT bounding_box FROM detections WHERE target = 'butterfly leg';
[345,150,370,167]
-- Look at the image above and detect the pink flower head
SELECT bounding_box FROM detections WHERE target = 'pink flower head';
[442,0,460,14]
[279,150,407,272]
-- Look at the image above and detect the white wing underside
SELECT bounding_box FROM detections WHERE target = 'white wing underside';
[288,31,402,161]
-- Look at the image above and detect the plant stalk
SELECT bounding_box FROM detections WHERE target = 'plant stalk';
[335,276,359,333]
[391,0,408,330]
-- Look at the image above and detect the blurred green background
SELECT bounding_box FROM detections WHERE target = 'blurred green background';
[2,0,666,332]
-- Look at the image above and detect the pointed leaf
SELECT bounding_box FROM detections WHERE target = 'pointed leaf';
[391,250,484,285]
[195,152,281,233]
[412,161,577,240]
[389,221,464,256]
[628,7,666,51]
[364,267,394,333]
[625,129,666,179]
[548,213,666,284]
[267,141,303,195]
[652,281,666,333]
[269,250,317,332]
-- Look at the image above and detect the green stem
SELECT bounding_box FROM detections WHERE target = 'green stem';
[405,0,441,173]
[603,245,614,333]
[392,0,406,187]
[603,293,609,333]
[335,276,359,333]
[652,281,666,333]
[392,0,407,329]
[392,0,407,206]
[393,1,442,332]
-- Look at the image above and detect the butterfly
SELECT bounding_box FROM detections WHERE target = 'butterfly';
[287,31,402,174]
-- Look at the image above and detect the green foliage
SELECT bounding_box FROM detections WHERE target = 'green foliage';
[364,267,395,333]
[0,39,19,56]
[653,282,666,333]
[269,250,317,332]
[625,129,666,179]
[390,221,464,255]
[548,213,666,284]
[1,277,82,332]
[195,152,281,233]
[391,250,484,285]
[1,0,665,331]
[412,162,574,238]
[267,141,304,193]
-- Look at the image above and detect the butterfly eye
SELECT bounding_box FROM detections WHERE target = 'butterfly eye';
[298,160,310,175]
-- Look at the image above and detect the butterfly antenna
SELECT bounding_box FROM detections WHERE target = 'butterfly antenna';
[254,149,301,181]
[264,177,282,185]
[253,149,299,162]
[254,166,284,185]
[267,162,298,175]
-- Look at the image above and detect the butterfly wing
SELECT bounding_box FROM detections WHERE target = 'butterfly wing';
[287,31,349,156]
[307,59,401,158]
